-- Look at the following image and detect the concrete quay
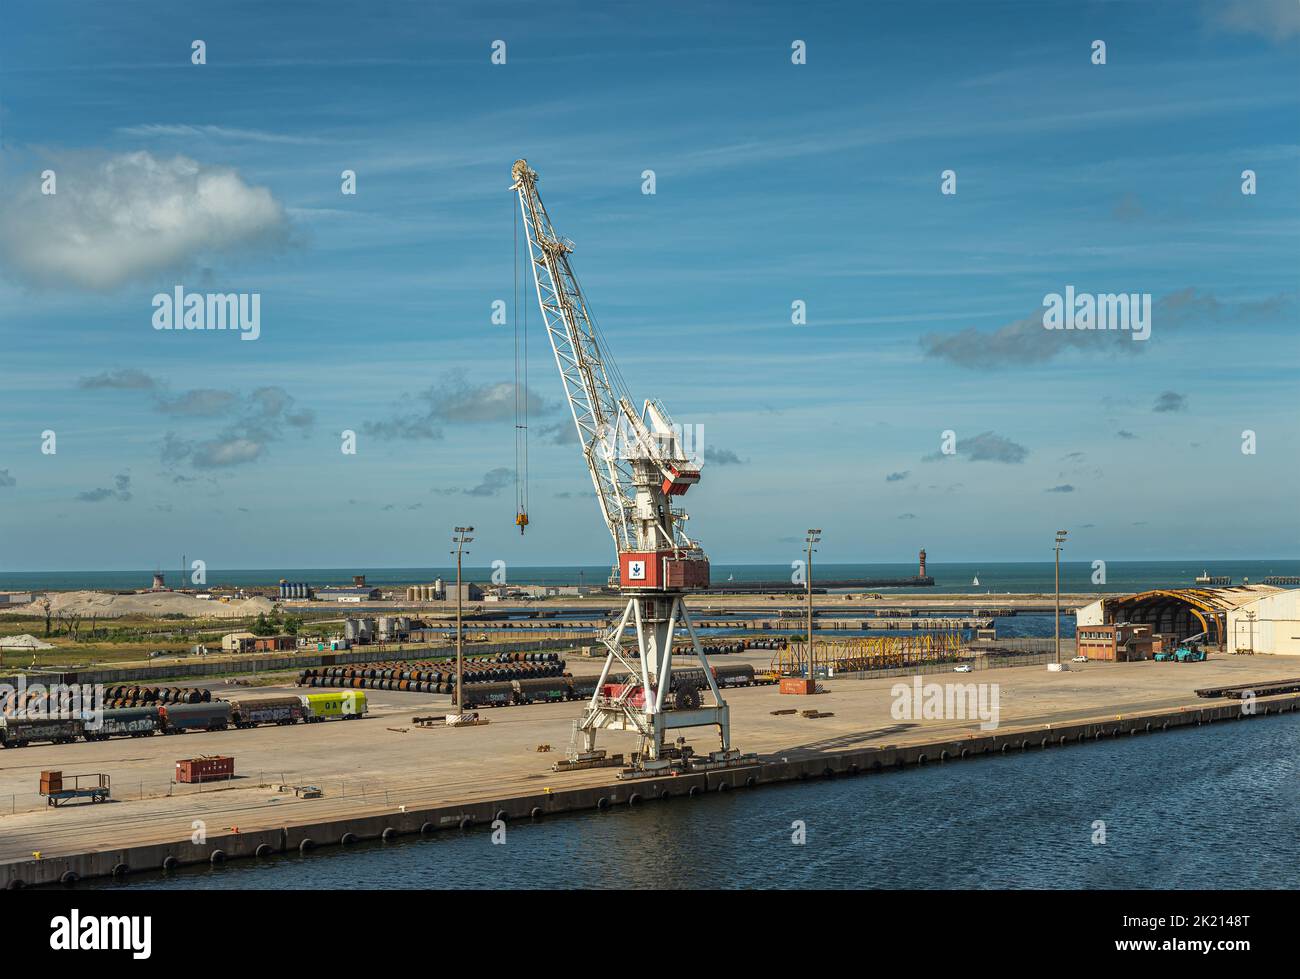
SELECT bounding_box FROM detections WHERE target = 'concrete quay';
[1,655,1295,888]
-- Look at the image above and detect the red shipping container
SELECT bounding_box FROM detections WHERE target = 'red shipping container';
[176,755,234,783]
[779,678,816,696]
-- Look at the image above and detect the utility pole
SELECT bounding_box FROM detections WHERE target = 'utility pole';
[805,529,821,680]
[452,526,474,711]
[1054,530,1068,665]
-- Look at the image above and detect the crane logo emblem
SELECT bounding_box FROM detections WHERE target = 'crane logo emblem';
[627,560,646,580]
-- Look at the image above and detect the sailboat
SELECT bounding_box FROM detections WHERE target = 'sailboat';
[972,574,980,586]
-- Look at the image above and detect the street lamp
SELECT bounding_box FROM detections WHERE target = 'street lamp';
[805,529,821,680]
[1054,530,1068,665]
[451,526,474,712]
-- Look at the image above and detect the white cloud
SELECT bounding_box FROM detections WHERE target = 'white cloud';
[0,151,287,290]
[1209,0,1300,41]
[116,124,327,145]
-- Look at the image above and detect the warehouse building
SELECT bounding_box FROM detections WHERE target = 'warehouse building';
[316,585,382,602]
[1076,585,1300,655]
[252,635,295,652]
[447,583,483,603]
[1076,623,1176,662]
[221,631,257,653]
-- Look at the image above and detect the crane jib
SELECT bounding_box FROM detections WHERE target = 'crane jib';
[512,158,710,592]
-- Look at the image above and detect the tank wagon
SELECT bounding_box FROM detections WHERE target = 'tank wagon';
[458,682,515,708]
[512,676,571,704]
[84,707,161,741]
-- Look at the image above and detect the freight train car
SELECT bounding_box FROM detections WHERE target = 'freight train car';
[458,682,514,708]
[567,675,600,701]
[230,696,306,728]
[0,716,83,747]
[714,663,756,688]
[513,676,570,704]
[83,706,160,741]
[159,702,231,733]
[299,691,367,721]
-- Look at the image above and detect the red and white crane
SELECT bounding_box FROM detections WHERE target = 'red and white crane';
[511,159,738,770]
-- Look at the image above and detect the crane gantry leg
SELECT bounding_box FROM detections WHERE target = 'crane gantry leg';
[573,591,737,774]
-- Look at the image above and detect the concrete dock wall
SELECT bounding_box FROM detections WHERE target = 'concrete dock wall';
[4,692,1296,889]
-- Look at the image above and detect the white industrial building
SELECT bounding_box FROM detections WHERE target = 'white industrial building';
[1075,585,1300,656]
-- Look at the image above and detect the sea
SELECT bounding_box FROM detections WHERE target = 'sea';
[2,560,1297,595]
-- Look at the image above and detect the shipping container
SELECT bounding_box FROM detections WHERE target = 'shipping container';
[175,755,234,783]
[779,677,816,695]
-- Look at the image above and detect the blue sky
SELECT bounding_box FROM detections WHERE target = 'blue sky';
[0,0,1296,571]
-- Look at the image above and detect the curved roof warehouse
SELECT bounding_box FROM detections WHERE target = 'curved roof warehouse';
[1076,585,1300,655]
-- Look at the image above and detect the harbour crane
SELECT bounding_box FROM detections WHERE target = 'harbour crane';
[511,159,745,773]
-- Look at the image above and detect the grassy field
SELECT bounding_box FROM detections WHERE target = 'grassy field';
[0,606,506,675]
[0,610,342,670]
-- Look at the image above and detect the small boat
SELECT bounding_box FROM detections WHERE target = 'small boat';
[972,575,980,586]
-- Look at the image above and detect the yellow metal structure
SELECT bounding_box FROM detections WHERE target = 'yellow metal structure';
[772,632,964,676]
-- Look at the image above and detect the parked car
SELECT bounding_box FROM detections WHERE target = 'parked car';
[953,664,973,673]
[1072,655,1088,663]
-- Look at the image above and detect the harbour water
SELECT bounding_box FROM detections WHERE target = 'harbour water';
[91,711,1300,890]
[3,560,1298,595]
